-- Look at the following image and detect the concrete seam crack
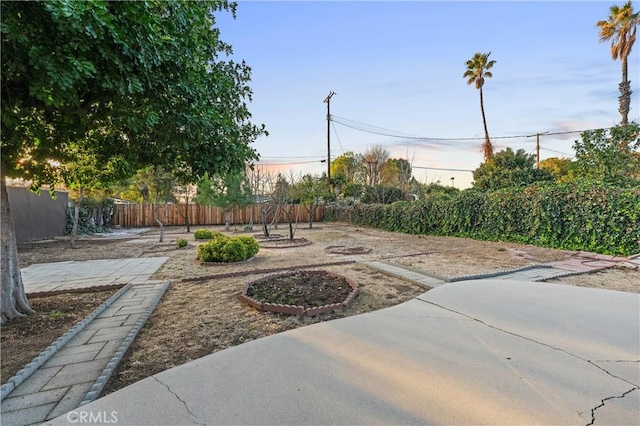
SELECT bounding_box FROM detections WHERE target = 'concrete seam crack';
[416,297,585,357]
[416,297,637,387]
[152,376,205,425]
[586,387,638,426]
[379,313,474,321]
[587,360,639,387]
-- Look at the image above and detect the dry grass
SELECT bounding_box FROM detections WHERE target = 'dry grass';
[13,222,639,396]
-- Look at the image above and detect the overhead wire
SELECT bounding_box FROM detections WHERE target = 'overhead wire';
[412,166,474,173]
[260,155,325,159]
[331,114,609,142]
[331,121,345,154]
[540,147,574,157]
[254,159,325,166]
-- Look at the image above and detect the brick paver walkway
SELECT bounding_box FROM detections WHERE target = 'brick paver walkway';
[21,258,168,293]
[1,259,169,426]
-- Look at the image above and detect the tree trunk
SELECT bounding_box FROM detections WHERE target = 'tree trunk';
[161,201,168,242]
[184,193,191,233]
[224,209,231,230]
[619,55,630,126]
[1,163,35,323]
[306,205,314,229]
[260,207,270,237]
[70,187,84,248]
[153,197,165,242]
[272,205,280,229]
[479,86,493,162]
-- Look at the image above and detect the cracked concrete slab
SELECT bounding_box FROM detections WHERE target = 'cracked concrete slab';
[47,377,197,426]
[589,388,640,425]
[418,280,640,362]
[47,279,639,425]
[591,361,640,387]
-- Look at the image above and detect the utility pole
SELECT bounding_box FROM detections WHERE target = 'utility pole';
[323,91,336,187]
[535,131,549,169]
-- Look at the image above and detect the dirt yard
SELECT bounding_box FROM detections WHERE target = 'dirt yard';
[9,222,639,395]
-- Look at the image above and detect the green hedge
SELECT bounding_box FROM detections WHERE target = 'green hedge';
[324,181,640,255]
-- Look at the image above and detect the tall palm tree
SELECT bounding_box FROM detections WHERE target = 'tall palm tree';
[597,1,639,126]
[464,52,496,162]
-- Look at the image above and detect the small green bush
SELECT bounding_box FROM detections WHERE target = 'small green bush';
[221,239,247,262]
[194,229,214,240]
[197,234,260,263]
[235,236,260,258]
[176,238,188,248]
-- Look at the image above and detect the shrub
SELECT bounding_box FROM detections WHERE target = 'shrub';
[197,234,260,263]
[221,239,247,262]
[176,238,188,248]
[235,236,260,258]
[194,229,214,240]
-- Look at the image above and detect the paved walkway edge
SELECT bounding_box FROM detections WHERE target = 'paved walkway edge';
[0,283,133,401]
[373,259,450,282]
[357,260,442,289]
[80,280,171,406]
[449,264,547,282]
[531,266,610,282]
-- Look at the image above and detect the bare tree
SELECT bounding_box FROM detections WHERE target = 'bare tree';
[363,145,390,186]
[247,167,278,237]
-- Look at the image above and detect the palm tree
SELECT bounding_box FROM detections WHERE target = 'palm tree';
[464,52,496,162]
[597,1,639,126]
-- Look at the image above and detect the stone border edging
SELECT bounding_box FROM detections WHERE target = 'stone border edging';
[355,260,448,290]
[449,264,547,282]
[194,256,256,267]
[0,283,133,402]
[80,280,171,406]
[532,266,610,282]
[383,260,450,282]
[324,245,372,255]
[180,260,356,283]
[26,284,125,298]
[259,238,312,249]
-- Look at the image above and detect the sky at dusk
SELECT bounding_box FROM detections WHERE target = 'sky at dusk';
[215,1,640,188]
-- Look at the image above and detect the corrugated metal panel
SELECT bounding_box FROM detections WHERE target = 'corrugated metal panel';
[7,187,68,243]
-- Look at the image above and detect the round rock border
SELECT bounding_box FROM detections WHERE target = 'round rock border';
[239,270,359,317]
[258,238,312,249]
[324,245,371,255]
[194,256,256,267]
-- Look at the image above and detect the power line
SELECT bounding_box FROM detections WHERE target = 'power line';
[260,156,325,159]
[540,147,574,157]
[331,121,345,153]
[254,159,325,166]
[412,166,474,173]
[330,115,422,138]
[331,114,609,141]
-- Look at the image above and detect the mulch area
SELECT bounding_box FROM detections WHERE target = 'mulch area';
[246,270,353,308]
[1,289,116,384]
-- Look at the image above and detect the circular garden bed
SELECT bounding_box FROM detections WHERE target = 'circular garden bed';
[324,245,371,255]
[239,270,358,316]
[258,238,312,249]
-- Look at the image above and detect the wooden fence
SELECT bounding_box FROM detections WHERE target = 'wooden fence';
[113,203,324,227]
